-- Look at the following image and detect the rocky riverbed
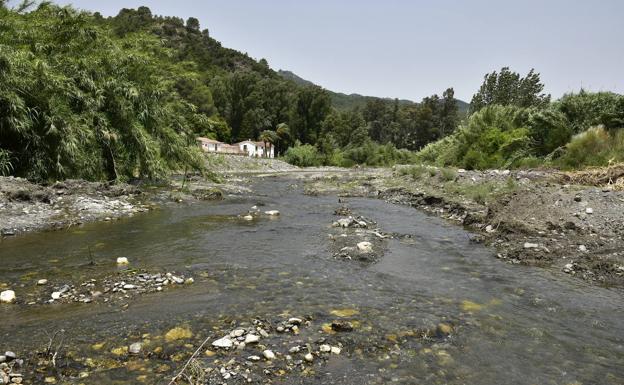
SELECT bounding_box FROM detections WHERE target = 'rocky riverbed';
[302,165,624,287]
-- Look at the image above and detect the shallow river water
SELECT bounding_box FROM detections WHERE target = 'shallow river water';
[1,176,623,384]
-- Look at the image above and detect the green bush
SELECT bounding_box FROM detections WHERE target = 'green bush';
[557,126,624,169]
[283,144,322,167]
[416,105,532,170]
[398,165,428,180]
[440,168,457,181]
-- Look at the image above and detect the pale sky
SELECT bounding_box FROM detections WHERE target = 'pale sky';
[26,0,624,102]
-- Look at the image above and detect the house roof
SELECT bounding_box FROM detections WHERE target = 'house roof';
[197,137,222,144]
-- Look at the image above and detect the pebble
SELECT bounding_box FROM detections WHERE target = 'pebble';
[485,225,495,233]
[37,279,48,286]
[437,323,453,336]
[288,317,302,325]
[357,241,373,253]
[330,346,341,355]
[116,257,129,265]
[578,245,587,252]
[585,207,594,214]
[247,355,261,362]
[230,329,245,338]
[523,242,539,249]
[4,352,16,360]
[262,350,276,360]
[0,290,16,304]
[243,215,254,221]
[264,210,280,216]
[304,353,314,362]
[320,344,331,353]
[123,284,137,290]
[244,334,260,344]
[128,342,142,355]
[563,263,574,273]
[212,336,233,349]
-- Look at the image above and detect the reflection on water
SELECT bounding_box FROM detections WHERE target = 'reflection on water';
[1,177,623,384]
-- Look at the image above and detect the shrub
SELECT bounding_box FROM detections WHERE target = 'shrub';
[398,165,428,180]
[557,126,624,169]
[440,168,457,181]
[283,144,322,167]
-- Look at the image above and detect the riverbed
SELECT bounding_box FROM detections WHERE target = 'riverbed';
[1,175,623,384]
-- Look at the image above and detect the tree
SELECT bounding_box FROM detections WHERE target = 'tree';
[186,17,200,32]
[275,123,291,156]
[470,67,550,113]
[259,130,278,157]
[440,88,459,137]
[290,86,331,143]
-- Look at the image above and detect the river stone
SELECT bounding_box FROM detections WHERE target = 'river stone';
[243,215,254,221]
[333,218,353,228]
[330,346,341,355]
[244,334,260,344]
[51,292,61,300]
[37,279,48,286]
[585,207,594,214]
[437,323,453,336]
[288,317,302,325]
[485,225,495,233]
[579,245,587,252]
[357,241,373,253]
[262,350,276,360]
[523,242,539,249]
[320,344,331,353]
[123,284,137,290]
[247,355,261,362]
[0,355,5,363]
[212,336,233,349]
[4,352,16,360]
[128,342,142,355]
[116,257,129,265]
[0,290,16,304]
[304,353,314,362]
[264,210,280,216]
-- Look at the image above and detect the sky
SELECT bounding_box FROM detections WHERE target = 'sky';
[45,0,624,102]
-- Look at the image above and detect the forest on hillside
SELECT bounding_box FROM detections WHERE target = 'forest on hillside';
[1,2,623,182]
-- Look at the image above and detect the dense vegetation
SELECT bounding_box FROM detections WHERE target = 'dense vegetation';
[1,2,622,179]
[417,67,624,170]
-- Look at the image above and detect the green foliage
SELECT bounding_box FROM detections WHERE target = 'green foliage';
[283,144,322,167]
[557,127,624,169]
[0,149,13,176]
[0,4,204,181]
[417,106,532,170]
[440,168,457,181]
[555,91,624,134]
[470,67,550,113]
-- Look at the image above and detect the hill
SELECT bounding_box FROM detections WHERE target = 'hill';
[278,70,468,113]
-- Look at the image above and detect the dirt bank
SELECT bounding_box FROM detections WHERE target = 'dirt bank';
[302,165,624,287]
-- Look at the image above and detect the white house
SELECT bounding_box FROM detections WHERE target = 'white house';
[197,137,274,158]
[236,140,274,158]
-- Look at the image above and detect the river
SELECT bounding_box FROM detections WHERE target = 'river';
[1,175,623,384]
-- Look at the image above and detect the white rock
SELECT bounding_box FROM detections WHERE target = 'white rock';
[304,353,314,362]
[230,329,245,338]
[585,207,594,214]
[51,292,61,300]
[129,342,142,355]
[578,245,587,252]
[37,279,48,286]
[243,215,254,221]
[264,210,280,216]
[330,346,341,355]
[123,284,137,290]
[563,263,574,273]
[333,218,353,228]
[247,355,261,361]
[0,290,16,304]
[184,278,194,284]
[357,241,373,253]
[485,225,495,233]
[263,350,276,360]
[289,346,300,353]
[288,317,302,325]
[320,344,331,353]
[244,334,260,344]
[212,336,233,349]
[116,257,129,265]
[523,242,539,249]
